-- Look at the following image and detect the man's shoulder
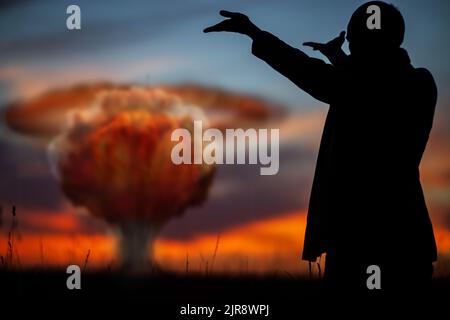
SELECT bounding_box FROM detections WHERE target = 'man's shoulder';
[411,67,438,107]
[412,67,436,86]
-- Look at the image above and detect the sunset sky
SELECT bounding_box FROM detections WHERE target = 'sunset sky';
[0,0,449,275]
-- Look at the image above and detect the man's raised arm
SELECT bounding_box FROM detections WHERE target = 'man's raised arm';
[204,10,336,104]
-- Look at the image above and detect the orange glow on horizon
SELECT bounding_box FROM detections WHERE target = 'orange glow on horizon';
[2,211,450,275]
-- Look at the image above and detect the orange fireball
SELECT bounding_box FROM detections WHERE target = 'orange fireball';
[59,111,212,224]
[49,88,215,270]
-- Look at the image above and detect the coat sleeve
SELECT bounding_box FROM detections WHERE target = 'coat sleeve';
[252,31,337,104]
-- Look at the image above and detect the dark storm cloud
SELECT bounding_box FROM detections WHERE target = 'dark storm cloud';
[0,136,62,210]
[0,0,31,10]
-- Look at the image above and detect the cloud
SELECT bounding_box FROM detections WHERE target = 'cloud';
[0,138,62,210]
[0,59,178,102]
[0,0,217,63]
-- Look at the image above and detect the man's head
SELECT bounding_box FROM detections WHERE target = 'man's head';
[347,1,405,56]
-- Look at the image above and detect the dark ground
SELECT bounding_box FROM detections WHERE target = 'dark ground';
[1,269,449,317]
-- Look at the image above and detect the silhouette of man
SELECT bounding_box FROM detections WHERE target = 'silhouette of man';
[205,1,437,291]
[204,1,437,289]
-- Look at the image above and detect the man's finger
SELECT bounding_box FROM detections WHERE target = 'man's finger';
[220,10,244,19]
[303,42,324,50]
[203,20,231,33]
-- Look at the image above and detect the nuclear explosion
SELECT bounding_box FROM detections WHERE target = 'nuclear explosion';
[48,87,216,270]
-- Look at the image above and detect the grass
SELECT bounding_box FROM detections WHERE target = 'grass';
[209,234,220,274]
[83,249,91,272]
[2,205,18,270]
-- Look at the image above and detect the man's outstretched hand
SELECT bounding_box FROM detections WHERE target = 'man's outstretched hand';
[203,10,261,39]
